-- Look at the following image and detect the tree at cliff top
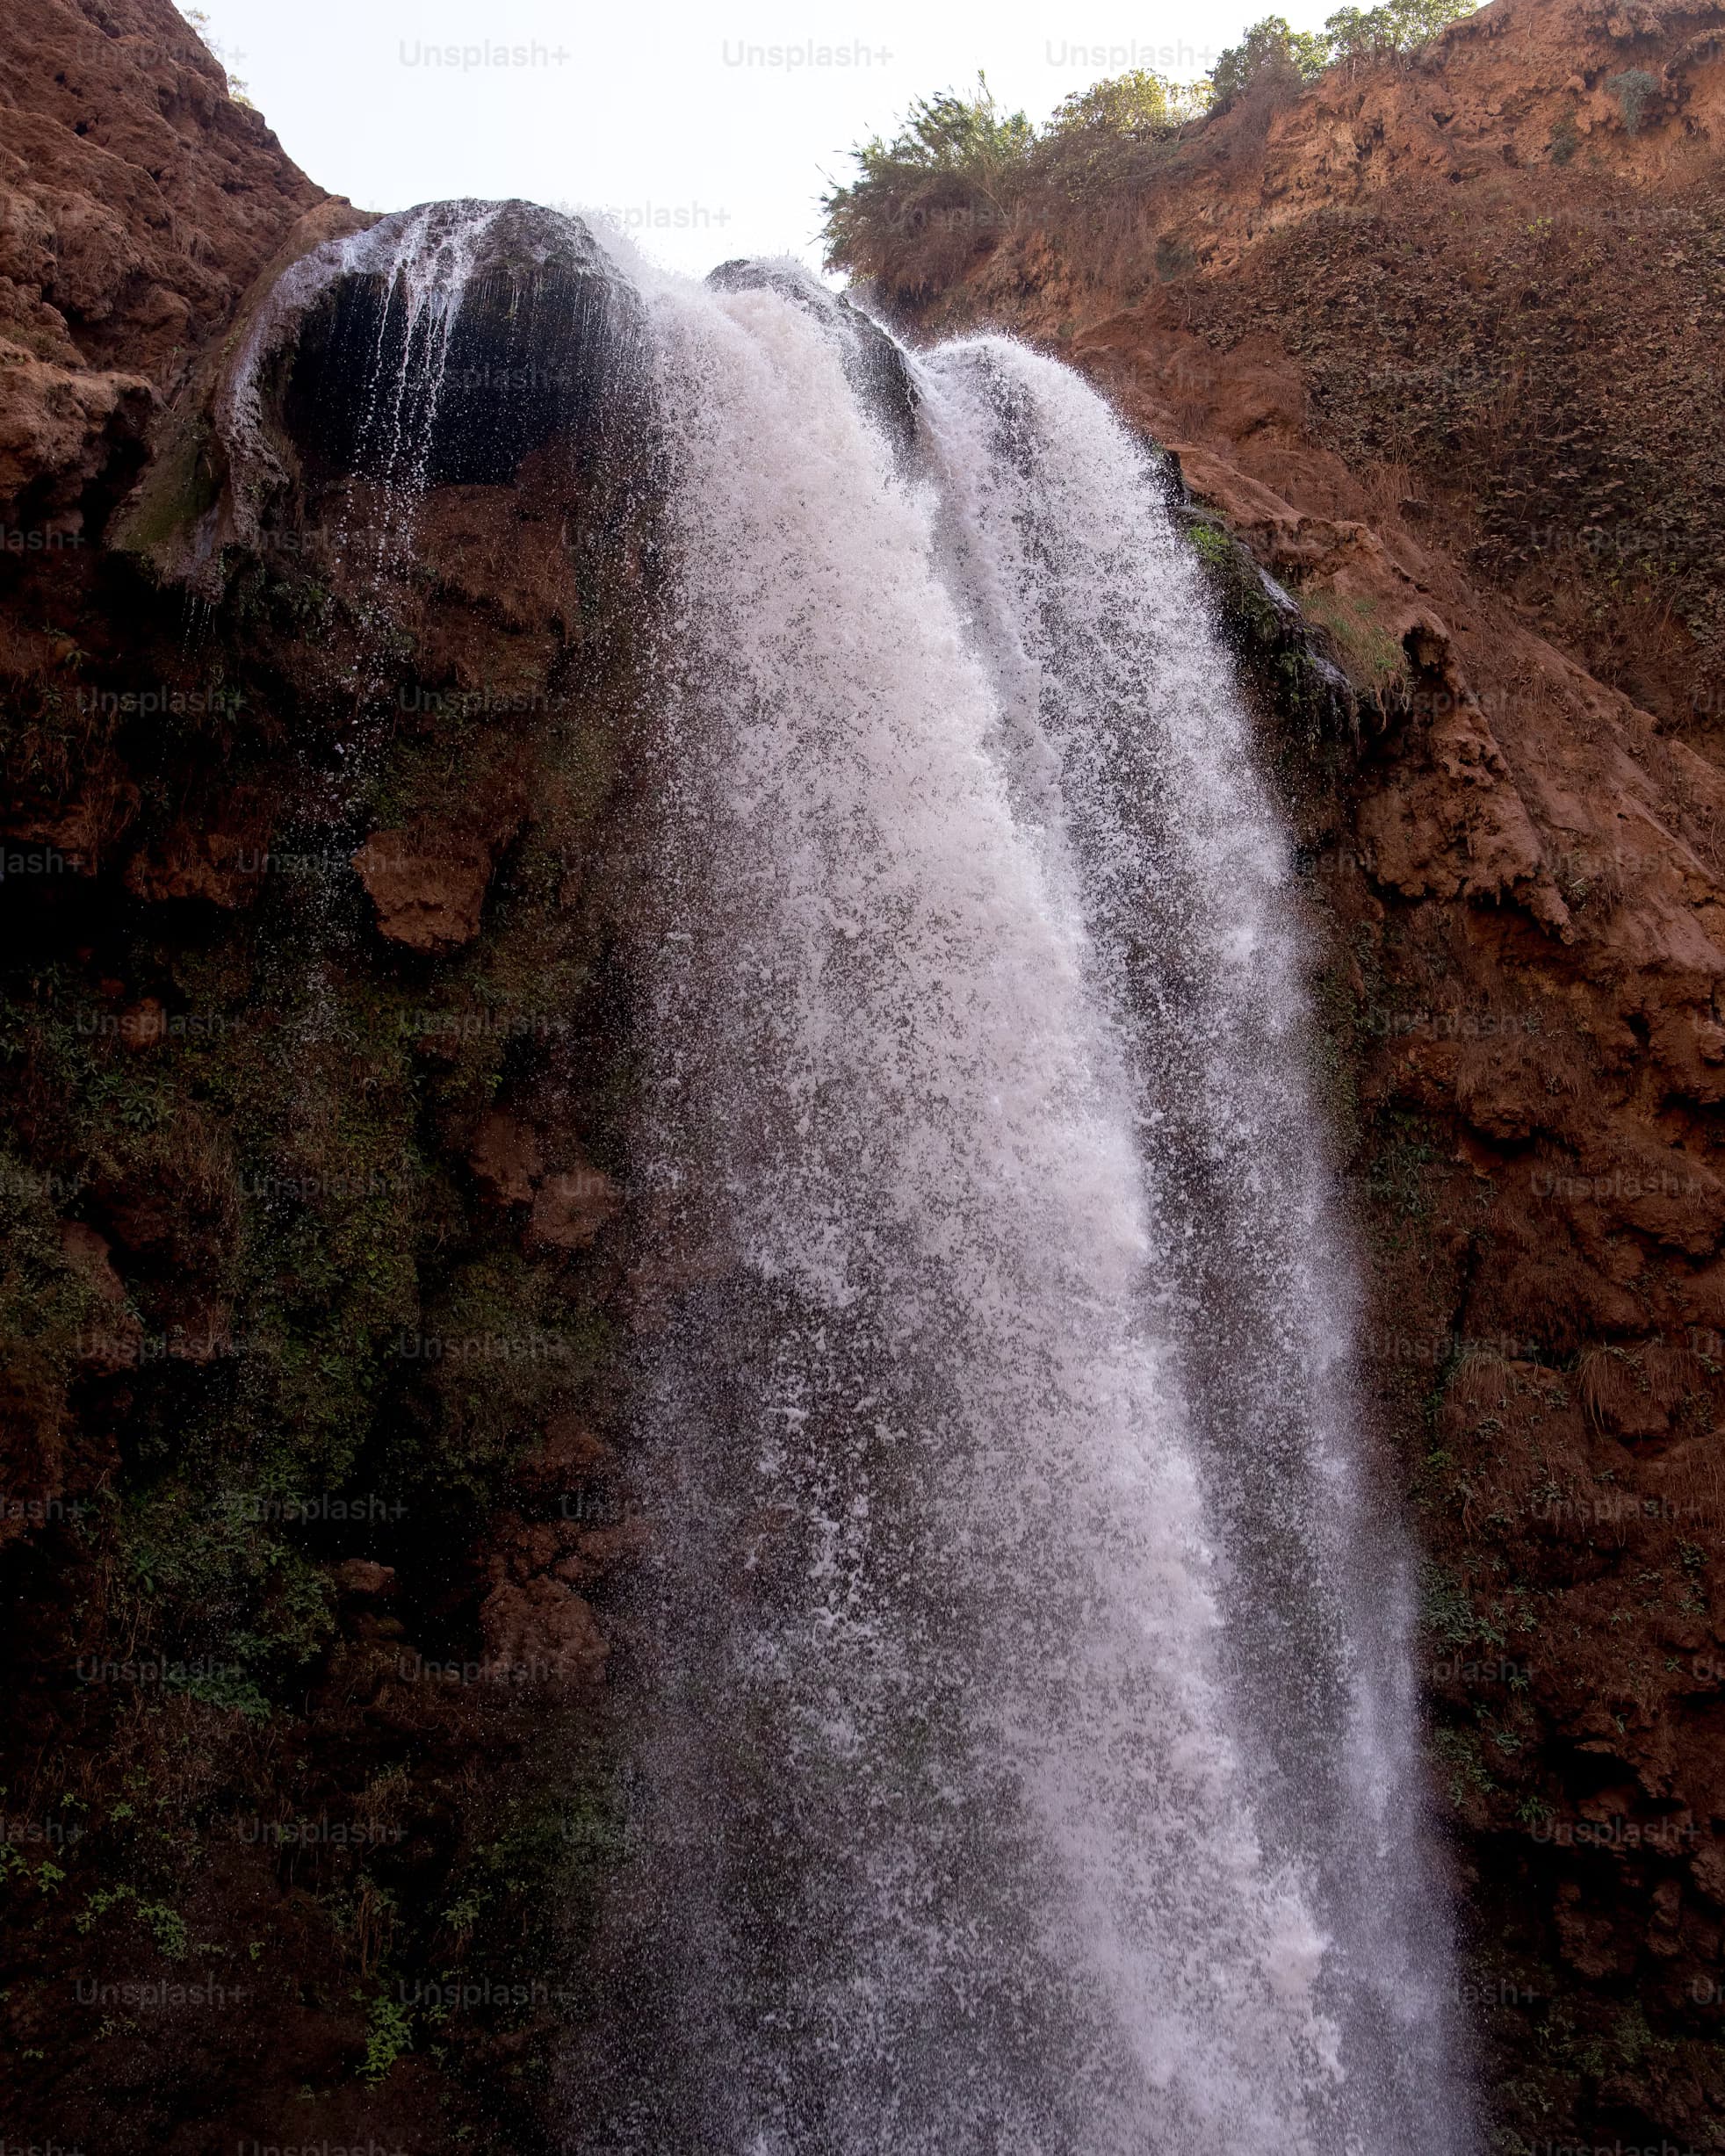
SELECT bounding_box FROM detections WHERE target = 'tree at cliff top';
[1210,0,1481,104]
[819,76,1038,305]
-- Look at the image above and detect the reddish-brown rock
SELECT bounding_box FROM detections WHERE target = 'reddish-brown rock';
[333,1559,398,1600]
[58,1219,139,1369]
[58,1217,126,1303]
[0,0,328,518]
[516,1414,619,1496]
[124,792,271,907]
[350,827,497,952]
[479,1575,609,1692]
[884,3,1725,2132]
[467,1112,544,1205]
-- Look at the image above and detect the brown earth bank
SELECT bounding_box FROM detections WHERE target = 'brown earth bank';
[895,0,1725,749]
[4,0,1725,2150]
[866,0,1725,2141]
[1,0,330,523]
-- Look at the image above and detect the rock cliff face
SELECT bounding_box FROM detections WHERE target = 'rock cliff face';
[884,0,1725,2139]
[914,0,1725,742]
[1,0,329,518]
[4,0,1725,2148]
[0,17,647,2154]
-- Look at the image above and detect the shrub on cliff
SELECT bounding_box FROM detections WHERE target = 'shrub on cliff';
[1209,16,1331,105]
[824,6,1479,304]
[822,69,1201,302]
[1045,70,1210,135]
[1035,70,1212,212]
[821,77,1036,304]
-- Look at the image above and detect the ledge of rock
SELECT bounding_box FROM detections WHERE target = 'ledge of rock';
[352,825,508,953]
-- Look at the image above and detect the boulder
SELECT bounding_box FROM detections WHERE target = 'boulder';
[479,1575,608,1692]
[351,827,500,953]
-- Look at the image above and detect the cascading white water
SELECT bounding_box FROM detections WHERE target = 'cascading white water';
[917,337,1465,2145]
[229,198,1472,2149]
[575,267,1475,2154]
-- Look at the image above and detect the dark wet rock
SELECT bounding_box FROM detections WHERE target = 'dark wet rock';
[119,197,651,593]
[283,200,648,493]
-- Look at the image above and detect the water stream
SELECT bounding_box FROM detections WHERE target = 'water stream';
[577,267,1470,2154]
[239,206,1474,2155]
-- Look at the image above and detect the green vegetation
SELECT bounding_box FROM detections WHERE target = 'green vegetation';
[1433,1726,1497,1804]
[1212,0,1479,105]
[831,76,1036,220]
[1606,68,1659,135]
[1209,15,1332,101]
[822,4,1480,298]
[360,1991,415,2081]
[1296,588,1413,704]
[1362,1109,1435,1226]
[0,365,653,2142]
[1422,1561,1510,1652]
[74,1883,191,1960]
[820,67,1212,299]
[820,76,1046,304]
[1177,508,1363,762]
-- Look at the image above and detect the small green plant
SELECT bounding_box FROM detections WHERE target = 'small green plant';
[440,1892,484,1956]
[138,1899,190,1959]
[360,1992,414,2082]
[74,1884,189,1958]
[1188,522,1236,569]
[75,1884,134,1934]
[0,1840,65,1895]
[1433,1727,1497,1804]
[1606,69,1659,136]
[1297,588,1412,704]
[1613,2001,1675,2065]
[1422,1563,1506,1649]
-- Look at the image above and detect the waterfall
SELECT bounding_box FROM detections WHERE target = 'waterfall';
[226,203,1473,2152]
[222,200,504,570]
[573,266,1474,2153]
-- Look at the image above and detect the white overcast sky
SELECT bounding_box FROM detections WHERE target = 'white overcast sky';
[189,0,1334,277]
